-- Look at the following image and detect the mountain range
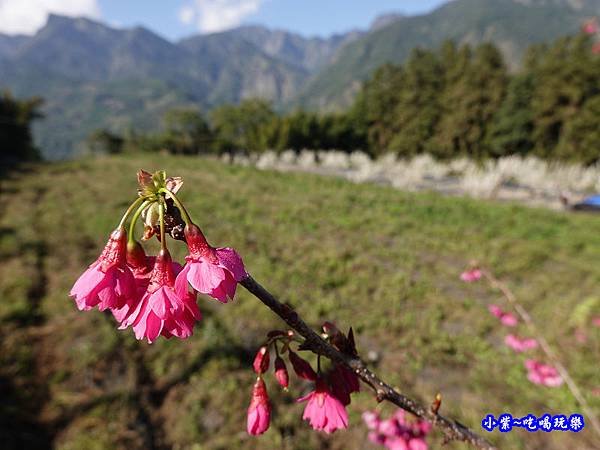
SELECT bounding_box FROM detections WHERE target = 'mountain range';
[1,0,598,158]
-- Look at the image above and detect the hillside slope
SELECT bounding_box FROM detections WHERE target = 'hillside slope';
[0,156,598,449]
[296,0,600,110]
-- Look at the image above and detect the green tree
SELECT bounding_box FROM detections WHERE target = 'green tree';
[433,43,508,159]
[388,48,443,157]
[211,99,275,154]
[0,91,43,164]
[487,74,535,157]
[352,64,404,156]
[86,129,124,155]
[528,35,600,159]
[161,108,212,155]
[556,96,600,164]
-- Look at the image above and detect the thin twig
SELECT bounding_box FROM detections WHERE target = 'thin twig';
[482,270,600,439]
[241,275,497,450]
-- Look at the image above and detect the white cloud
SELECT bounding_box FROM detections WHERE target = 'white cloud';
[0,0,101,35]
[178,5,196,25]
[178,0,263,33]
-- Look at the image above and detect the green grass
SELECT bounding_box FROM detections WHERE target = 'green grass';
[0,155,599,450]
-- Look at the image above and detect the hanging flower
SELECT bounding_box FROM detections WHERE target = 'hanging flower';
[121,250,201,343]
[70,227,136,312]
[524,359,563,387]
[488,304,518,327]
[175,223,246,303]
[460,269,482,283]
[247,378,271,435]
[363,409,431,450]
[298,377,349,434]
[504,334,538,352]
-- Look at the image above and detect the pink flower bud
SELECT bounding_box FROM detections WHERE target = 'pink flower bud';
[288,351,317,381]
[274,356,289,389]
[247,378,271,435]
[253,346,270,374]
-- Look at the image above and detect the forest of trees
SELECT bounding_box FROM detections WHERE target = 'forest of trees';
[0,91,43,166]
[106,33,598,163]
[354,34,600,163]
[8,32,600,165]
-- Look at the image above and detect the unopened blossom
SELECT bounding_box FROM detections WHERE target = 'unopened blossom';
[504,334,538,352]
[247,377,271,435]
[525,359,563,387]
[175,223,246,303]
[488,304,518,327]
[298,377,348,434]
[288,351,317,381]
[274,356,289,389]
[121,250,201,343]
[70,227,136,312]
[253,346,270,374]
[460,269,482,283]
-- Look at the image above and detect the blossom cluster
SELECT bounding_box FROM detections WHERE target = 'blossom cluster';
[70,170,246,343]
[460,266,563,388]
[582,17,600,54]
[246,324,360,435]
[482,413,584,433]
[363,409,431,450]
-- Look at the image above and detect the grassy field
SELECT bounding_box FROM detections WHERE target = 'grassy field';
[0,155,599,450]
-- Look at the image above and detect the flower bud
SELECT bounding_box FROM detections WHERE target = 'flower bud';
[253,346,270,374]
[247,378,270,435]
[126,240,147,269]
[274,356,289,389]
[288,351,317,381]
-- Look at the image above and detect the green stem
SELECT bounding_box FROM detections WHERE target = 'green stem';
[161,189,192,226]
[128,200,151,243]
[158,198,167,252]
[117,197,145,229]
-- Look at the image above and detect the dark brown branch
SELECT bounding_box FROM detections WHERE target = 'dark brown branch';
[241,275,497,450]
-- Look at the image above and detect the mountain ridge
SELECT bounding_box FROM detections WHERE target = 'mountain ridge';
[0,0,597,158]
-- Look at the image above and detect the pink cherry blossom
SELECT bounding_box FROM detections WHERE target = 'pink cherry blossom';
[112,242,154,324]
[363,409,431,450]
[121,250,201,343]
[460,269,482,282]
[525,359,563,387]
[363,411,381,430]
[504,334,538,352]
[247,377,271,435]
[488,304,518,327]
[70,227,136,312]
[298,377,348,434]
[175,223,246,303]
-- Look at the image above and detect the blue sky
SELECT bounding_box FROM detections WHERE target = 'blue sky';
[0,0,448,40]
